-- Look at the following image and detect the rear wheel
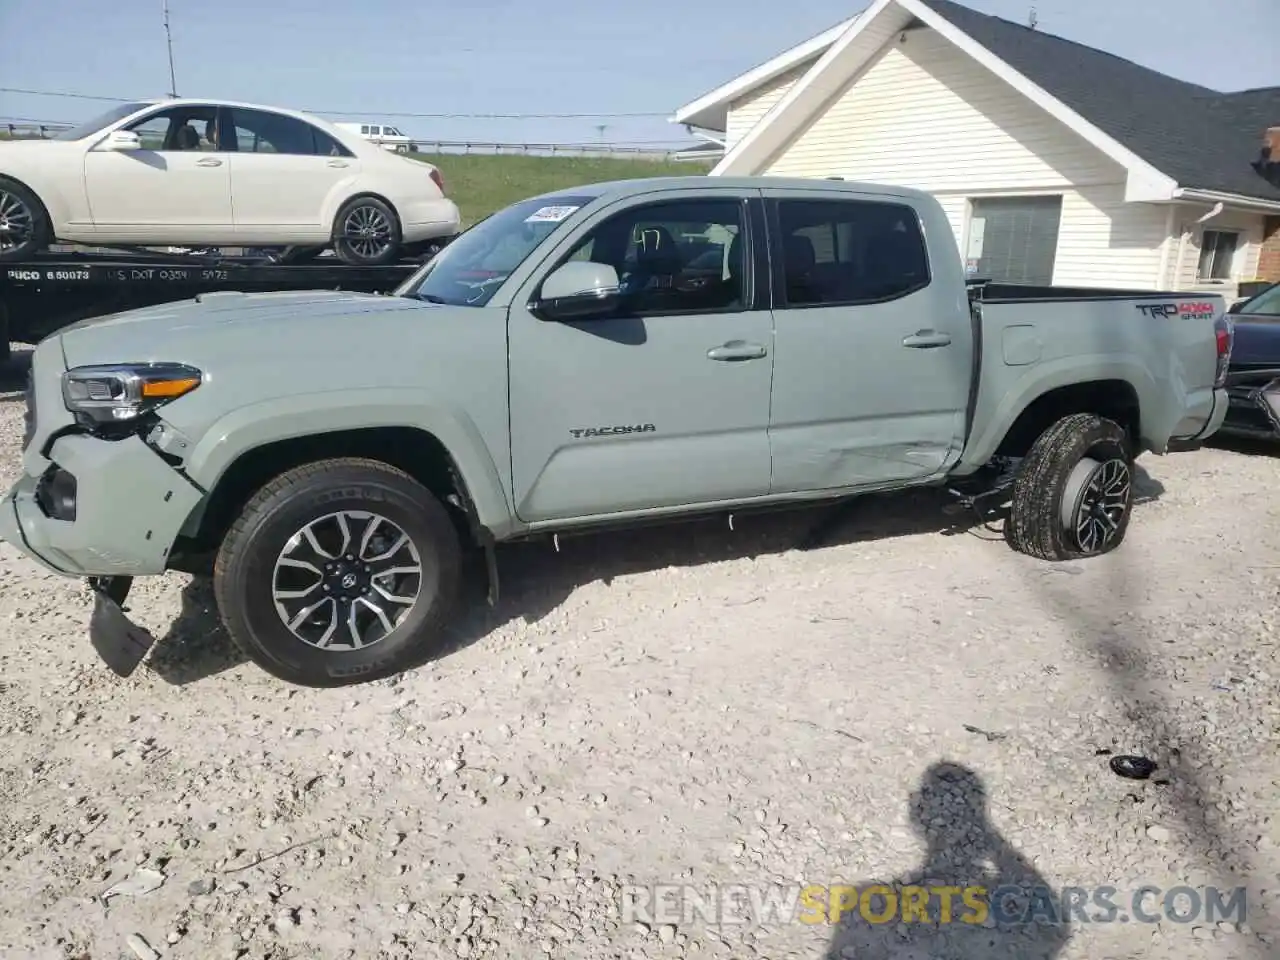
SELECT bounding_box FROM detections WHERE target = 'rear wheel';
[332,196,402,266]
[1005,413,1133,561]
[213,458,462,687]
[0,178,51,263]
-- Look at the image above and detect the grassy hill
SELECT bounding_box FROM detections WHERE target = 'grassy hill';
[410,152,709,226]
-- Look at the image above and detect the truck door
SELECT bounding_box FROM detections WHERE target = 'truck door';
[761,188,973,492]
[507,189,775,523]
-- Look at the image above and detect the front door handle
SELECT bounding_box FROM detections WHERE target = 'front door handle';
[327,160,350,168]
[902,330,952,349]
[196,157,223,167]
[707,340,767,361]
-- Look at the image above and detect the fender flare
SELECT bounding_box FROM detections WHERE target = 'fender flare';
[962,357,1161,467]
[181,389,516,536]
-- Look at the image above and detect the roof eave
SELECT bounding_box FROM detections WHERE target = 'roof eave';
[711,0,1185,195]
[1172,187,1280,214]
[670,16,856,129]
[712,0,904,175]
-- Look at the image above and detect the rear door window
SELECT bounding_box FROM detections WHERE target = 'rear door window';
[773,198,930,307]
[227,108,352,157]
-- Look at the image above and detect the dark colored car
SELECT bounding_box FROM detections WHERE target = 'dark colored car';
[1221,282,1280,439]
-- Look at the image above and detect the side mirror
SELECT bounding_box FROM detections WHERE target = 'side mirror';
[103,130,141,152]
[532,261,621,321]
[1227,299,1245,314]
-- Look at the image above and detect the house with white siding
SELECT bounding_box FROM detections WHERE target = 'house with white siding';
[671,0,1280,298]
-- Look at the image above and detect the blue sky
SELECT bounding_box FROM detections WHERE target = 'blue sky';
[1,0,1275,146]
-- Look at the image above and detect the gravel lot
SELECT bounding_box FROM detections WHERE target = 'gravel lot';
[1,342,1278,960]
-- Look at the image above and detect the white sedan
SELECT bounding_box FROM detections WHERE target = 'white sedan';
[0,97,461,265]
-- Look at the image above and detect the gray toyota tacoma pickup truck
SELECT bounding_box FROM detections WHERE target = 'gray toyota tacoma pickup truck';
[1,176,1232,687]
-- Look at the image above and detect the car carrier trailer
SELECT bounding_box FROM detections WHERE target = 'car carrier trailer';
[0,247,431,362]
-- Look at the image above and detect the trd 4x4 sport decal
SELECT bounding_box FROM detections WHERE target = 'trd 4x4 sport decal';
[1135,301,1216,320]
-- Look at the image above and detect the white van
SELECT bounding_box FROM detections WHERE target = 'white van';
[334,122,415,153]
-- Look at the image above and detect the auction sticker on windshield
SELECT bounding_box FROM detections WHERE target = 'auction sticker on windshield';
[525,205,580,223]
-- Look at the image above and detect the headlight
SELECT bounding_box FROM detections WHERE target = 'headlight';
[62,362,203,424]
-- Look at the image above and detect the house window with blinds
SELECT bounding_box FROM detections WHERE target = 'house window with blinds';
[965,195,1064,286]
[1197,230,1239,282]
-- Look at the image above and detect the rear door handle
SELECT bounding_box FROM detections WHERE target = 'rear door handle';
[902,330,952,349]
[707,340,767,361]
[196,157,223,167]
[327,160,350,168]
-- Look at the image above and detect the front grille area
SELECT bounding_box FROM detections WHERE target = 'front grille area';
[21,369,36,452]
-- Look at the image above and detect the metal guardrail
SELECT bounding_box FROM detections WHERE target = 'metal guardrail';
[3,122,71,139]
[408,139,678,159]
[2,122,690,159]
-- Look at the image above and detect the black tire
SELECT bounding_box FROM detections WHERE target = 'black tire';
[274,245,327,265]
[1005,413,1134,562]
[0,177,52,263]
[402,236,455,262]
[213,457,462,687]
[332,196,403,266]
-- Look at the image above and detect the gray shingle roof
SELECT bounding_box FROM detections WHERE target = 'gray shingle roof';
[919,0,1280,202]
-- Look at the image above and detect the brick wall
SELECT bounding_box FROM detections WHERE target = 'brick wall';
[1260,216,1280,282]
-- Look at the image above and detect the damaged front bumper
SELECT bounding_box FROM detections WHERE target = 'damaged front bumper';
[88,576,159,678]
[0,430,205,677]
[1,431,205,576]
[1221,370,1280,440]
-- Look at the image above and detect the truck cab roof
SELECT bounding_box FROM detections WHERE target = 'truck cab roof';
[528,175,938,206]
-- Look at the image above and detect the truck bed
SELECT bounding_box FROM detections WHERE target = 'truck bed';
[960,281,1226,467]
[969,280,1193,302]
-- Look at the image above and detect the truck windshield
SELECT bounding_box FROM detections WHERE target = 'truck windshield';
[397,194,596,307]
[53,102,152,141]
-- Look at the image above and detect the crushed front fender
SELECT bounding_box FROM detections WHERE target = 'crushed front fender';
[3,432,205,577]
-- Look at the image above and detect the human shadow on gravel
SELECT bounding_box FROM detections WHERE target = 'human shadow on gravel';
[138,469,1163,685]
[824,761,1070,960]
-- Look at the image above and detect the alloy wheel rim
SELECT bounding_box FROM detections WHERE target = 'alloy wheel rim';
[1067,457,1131,553]
[272,510,423,650]
[343,205,392,260]
[0,191,34,253]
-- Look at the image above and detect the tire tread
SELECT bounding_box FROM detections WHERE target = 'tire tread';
[0,176,52,263]
[213,457,461,687]
[1005,412,1131,562]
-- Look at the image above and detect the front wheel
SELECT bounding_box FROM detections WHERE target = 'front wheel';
[213,458,463,687]
[0,178,52,263]
[1005,413,1133,561]
[332,196,403,266]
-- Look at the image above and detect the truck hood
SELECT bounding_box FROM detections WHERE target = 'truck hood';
[57,290,435,369]
[51,287,507,448]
